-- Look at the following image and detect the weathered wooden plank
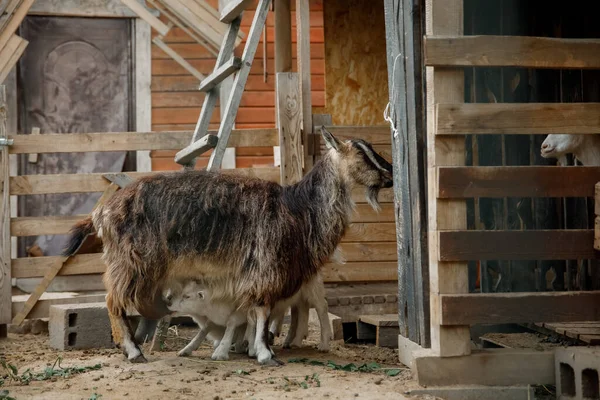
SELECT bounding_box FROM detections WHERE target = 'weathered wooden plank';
[296,0,312,170]
[11,215,84,237]
[10,167,281,195]
[595,216,600,252]
[0,34,27,85]
[0,0,33,54]
[13,253,397,282]
[425,35,600,69]
[220,0,253,23]
[199,57,242,92]
[415,349,555,386]
[207,0,272,170]
[28,0,143,17]
[425,0,470,357]
[438,166,600,198]
[276,72,302,185]
[0,85,11,325]
[135,19,152,173]
[437,103,600,135]
[8,129,279,154]
[359,314,399,327]
[174,134,219,165]
[596,182,600,216]
[337,242,398,262]
[440,292,600,325]
[384,0,429,348]
[161,0,223,48]
[120,0,170,36]
[439,230,596,261]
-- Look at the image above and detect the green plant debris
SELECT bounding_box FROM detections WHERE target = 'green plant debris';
[234,369,250,376]
[287,358,404,376]
[0,389,16,400]
[89,387,102,400]
[1,357,102,386]
[280,373,321,391]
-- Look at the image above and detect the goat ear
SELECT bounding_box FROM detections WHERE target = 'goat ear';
[320,126,341,151]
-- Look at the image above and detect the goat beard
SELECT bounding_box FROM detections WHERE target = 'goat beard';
[366,186,382,212]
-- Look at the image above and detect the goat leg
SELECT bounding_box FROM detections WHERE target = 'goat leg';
[253,306,281,365]
[111,310,146,363]
[314,297,332,352]
[289,300,309,348]
[211,312,246,361]
[282,305,299,348]
[233,324,249,354]
[178,320,215,357]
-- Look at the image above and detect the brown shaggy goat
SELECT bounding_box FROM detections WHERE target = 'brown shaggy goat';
[63,128,393,365]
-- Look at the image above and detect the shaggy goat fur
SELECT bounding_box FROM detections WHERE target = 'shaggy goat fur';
[63,129,393,364]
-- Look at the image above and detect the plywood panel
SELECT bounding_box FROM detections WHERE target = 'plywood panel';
[322,0,388,125]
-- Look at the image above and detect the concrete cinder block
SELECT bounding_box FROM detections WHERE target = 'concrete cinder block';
[407,385,536,400]
[555,347,600,400]
[49,302,114,350]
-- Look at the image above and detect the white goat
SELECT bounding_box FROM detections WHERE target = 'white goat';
[541,134,600,165]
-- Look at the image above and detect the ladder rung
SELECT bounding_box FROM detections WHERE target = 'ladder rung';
[175,134,219,165]
[199,57,242,92]
[219,0,253,23]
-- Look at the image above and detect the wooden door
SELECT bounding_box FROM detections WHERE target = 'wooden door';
[17,17,133,257]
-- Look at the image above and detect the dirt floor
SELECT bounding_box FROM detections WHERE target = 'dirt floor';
[0,320,436,400]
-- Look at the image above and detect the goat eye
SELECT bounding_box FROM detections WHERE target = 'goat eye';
[182,295,189,300]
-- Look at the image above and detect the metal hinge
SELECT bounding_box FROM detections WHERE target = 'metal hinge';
[0,138,13,146]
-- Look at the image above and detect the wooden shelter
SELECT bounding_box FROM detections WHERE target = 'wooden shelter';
[388,0,600,388]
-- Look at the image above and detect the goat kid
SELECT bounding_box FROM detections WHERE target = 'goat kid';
[163,280,249,359]
[541,134,600,165]
[63,127,393,365]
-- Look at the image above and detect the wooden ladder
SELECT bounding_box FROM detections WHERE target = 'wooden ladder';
[174,0,271,171]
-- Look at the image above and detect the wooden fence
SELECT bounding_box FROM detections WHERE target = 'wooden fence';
[2,124,396,323]
[417,0,600,387]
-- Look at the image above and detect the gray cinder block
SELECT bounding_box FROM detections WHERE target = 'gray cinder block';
[555,347,600,400]
[49,302,114,350]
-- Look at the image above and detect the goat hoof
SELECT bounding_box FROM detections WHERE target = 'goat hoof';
[129,353,148,363]
[177,350,192,357]
[211,352,229,361]
[260,358,284,367]
[317,344,330,352]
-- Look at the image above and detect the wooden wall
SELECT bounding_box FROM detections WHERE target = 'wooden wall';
[322,0,389,125]
[150,0,326,170]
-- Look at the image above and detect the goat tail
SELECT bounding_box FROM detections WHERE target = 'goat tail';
[62,216,95,256]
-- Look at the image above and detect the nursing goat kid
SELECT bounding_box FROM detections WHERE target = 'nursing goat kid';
[62,128,393,365]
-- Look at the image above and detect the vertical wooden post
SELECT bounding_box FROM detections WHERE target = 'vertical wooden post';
[135,19,152,173]
[220,0,236,169]
[277,72,302,185]
[274,0,292,72]
[383,0,429,348]
[296,0,313,172]
[426,0,470,357]
[0,85,11,336]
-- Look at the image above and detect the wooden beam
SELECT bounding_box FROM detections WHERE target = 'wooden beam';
[219,0,253,23]
[120,0,170,36]
[274,0,292,73]
[437,103,600,135]
[425,0,470,357]
[439,292,600,325]
[438,166,600,198]
[134,19,152,173]
[415,349,555,386]
[276,72,302,185]
[160,0,223,48]
[28,0,143,17]
[8,129,279,154]
[174,133,218,165]
[439,230,596,261]
[10,167,281,195]
[425,35,600,69]
[0,34,28,85]
[0,0,33,54]
[198,57,242,92]
[12,253,397,283]
[296,0,312,171]
[384,0,429,348]
[152,37,205,81]
[11,215,85,237]
[26,127,40,163]
[0,85,11,326]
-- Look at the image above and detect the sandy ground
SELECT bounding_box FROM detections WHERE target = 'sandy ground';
[0,321,434,400]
